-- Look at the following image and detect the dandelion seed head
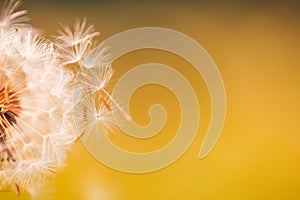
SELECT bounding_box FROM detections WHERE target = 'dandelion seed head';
[0,0,125,195]
[0,1,75,192]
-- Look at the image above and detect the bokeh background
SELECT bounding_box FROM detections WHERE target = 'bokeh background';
[1,0,300,199]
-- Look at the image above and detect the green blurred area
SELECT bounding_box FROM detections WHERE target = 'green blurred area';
[1,0,300,200]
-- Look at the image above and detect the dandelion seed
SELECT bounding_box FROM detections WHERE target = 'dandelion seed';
[56,18,99,66]
[82,44,111,69]
[0,0,28,28]
[57,18,99,46]
[78,63,114,93]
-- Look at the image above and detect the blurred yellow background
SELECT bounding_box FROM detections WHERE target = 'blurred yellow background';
[1,0,300,199]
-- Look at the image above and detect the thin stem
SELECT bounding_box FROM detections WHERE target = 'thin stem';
[101,88,131,121]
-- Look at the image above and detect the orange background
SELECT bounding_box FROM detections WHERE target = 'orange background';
[1,0,300,199]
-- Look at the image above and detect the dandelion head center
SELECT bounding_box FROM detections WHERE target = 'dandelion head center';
[0,85,20,130]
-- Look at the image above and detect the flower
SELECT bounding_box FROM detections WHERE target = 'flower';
[0,0,127,195]
[0,10,76,195]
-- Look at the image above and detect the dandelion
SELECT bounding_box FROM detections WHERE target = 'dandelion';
[0,0,127,196]
[0,0,75,193]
